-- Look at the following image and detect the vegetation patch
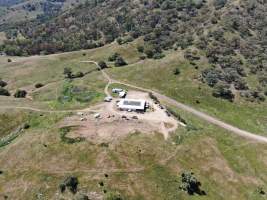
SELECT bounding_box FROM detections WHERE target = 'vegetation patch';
[57,81,102,104]
[59,126,85,144]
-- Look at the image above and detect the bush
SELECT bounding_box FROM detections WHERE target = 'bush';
[0,80,7,87]
[137,45,144,53]
[35,83,44,88]
[14,90,27,98]
[59,176,79,194]
[98,61,108,69]
[63,67,73,79]
[115,56,127,67]
[73,72,84,78]
[7,58,12,62]
[179,171,206,195]
[0,88,10,96]
[212,83,234,101]
[173,68,181,75]
[108,53,120,62]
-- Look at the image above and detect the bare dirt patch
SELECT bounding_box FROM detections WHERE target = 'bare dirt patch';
[59,90,179,142]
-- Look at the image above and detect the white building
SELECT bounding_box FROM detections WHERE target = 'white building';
[117,99,146,111]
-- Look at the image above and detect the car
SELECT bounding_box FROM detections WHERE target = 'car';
[104,96,113,102]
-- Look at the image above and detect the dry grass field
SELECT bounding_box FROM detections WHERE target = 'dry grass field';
[0,40,266,200]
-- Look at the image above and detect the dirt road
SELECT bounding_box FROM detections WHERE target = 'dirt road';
[86,61,267,143]
[0,60,266,143]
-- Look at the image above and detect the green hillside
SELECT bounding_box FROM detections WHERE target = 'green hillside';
[0,1,266,199]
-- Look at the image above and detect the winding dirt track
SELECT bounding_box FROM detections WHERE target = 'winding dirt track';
[85,61,267,143]
[0,60,266,143]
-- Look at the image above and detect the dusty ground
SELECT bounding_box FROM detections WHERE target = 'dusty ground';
[60,90,178,142]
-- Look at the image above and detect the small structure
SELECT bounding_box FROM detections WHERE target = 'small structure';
[112,88,123,93]
[104,96,113,102]
[94,113,101,119]
[117,99,146,112]
[119,90,127,98]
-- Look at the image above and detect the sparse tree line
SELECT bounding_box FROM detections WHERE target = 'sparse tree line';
[0,79,27,98]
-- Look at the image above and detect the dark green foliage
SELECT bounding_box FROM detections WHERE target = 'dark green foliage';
[108,53,120,62]
[35,83,44,88]
[59,127,85,144]
[212,83,235,102]
[137,45,144,53]
[0,87,10,96]
[98,60,108,69]
[58,82,101,104]
[214,0,227,9]
[63,67,73,79]
[114,56,127,67]
[179,171,206,195]
[59,176,79,194]
[0,80,7,87]
[14,90,27,98]
[7,58,12,62]
[1,0,266,102]
[173,68,181,75]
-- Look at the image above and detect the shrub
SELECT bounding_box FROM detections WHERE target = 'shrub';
[35,83,44,88]
[114,56,127,67]
[173,68,181,75]
[59,176,79,194]
[0,88,10,96]
[137,45,144,53]
[212,83,234,101]
[14,90,27,98]
[98,61,108,69]
[63,67,73,79]
[7,58,12,62]
[73,72,84,78]
[179,171,206,195]
[108,53,120,62]
[0,80,7,87]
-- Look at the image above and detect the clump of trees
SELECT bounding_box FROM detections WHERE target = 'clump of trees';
[98,61,108,69]
[108,53,128,67]
[63,67,84,79]
[212,83,235,102]
[179,171,206,195]
[0,80,7,87]
[14,90,27,98]
[0,88,10,96]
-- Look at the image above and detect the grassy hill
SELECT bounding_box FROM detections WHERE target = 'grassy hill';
[0,1,266,199]
[0,0,86,25]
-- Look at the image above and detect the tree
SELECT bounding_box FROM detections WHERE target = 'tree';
[173,68,181,75]
[137,45,144,53]
[35,83,44,88]
[0,88,10,96]
[108,52,120,62]
[212,83,234,101]
[0,80,7,87]
[63,67,73,79]
[98,61,108,69]
[115,56,127,67]
[14,90,27,98]
[59,176,79,194]
[179,171,206,195]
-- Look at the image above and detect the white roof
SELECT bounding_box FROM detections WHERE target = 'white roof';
[118,99,146,110]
